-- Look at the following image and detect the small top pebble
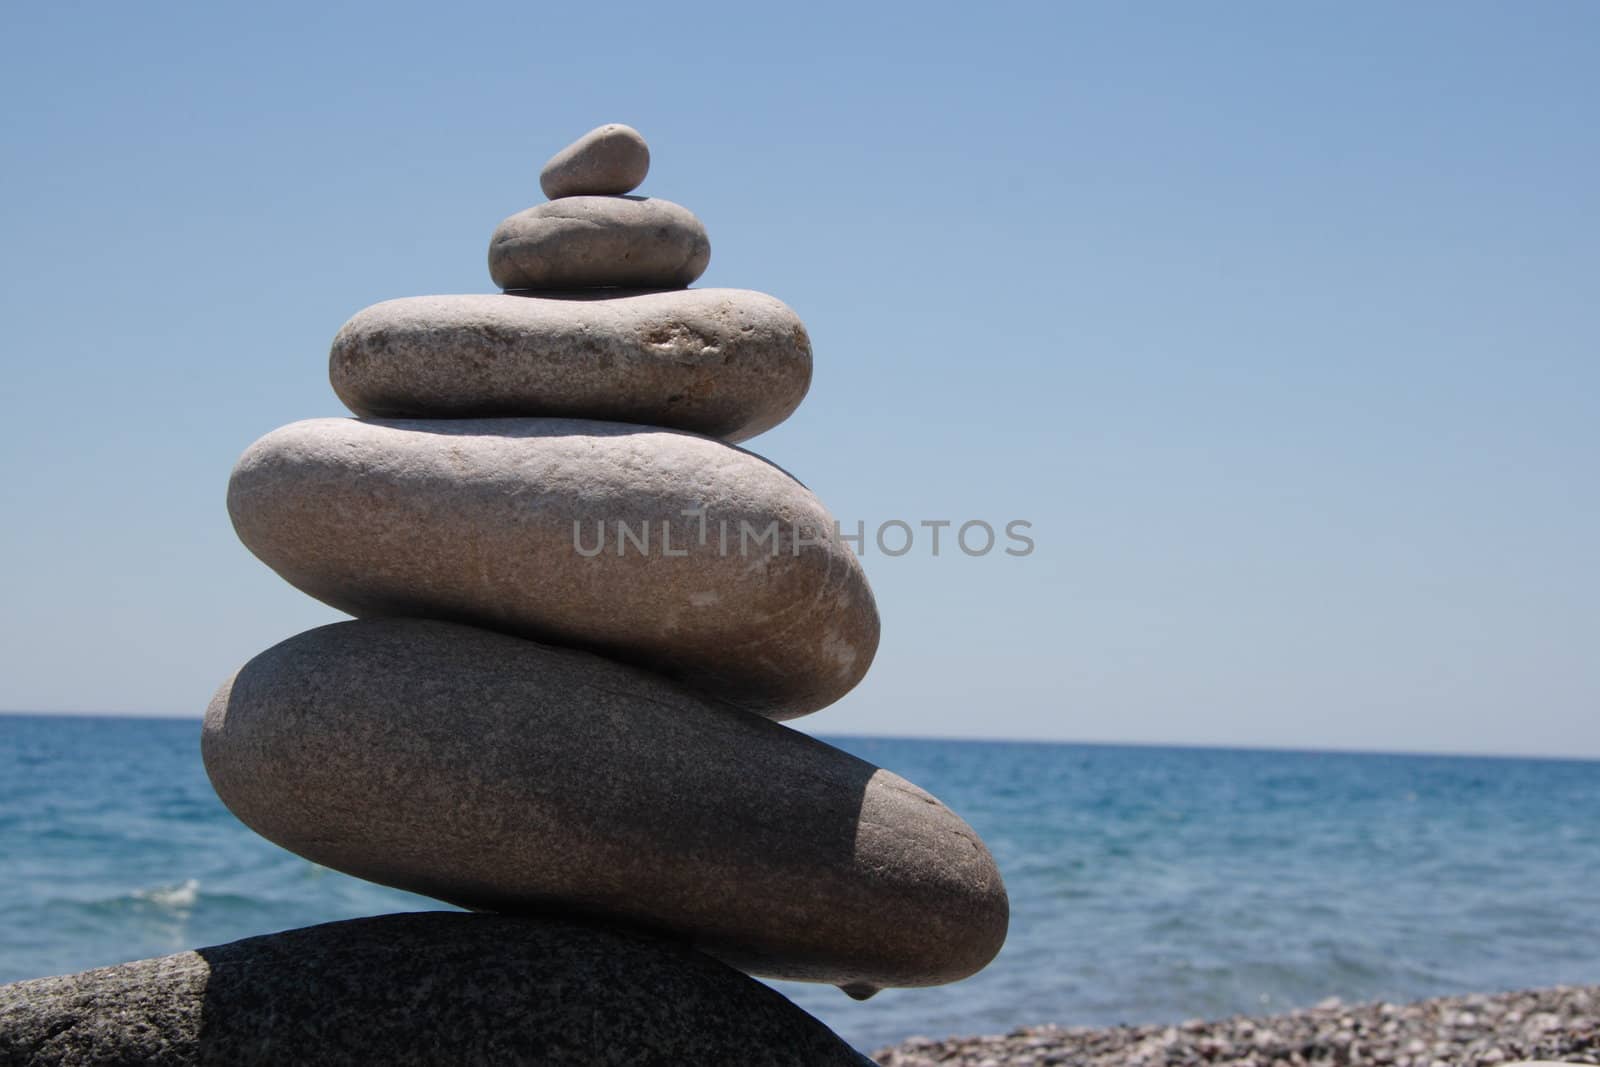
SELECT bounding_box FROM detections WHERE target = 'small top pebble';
[540,124,651,200]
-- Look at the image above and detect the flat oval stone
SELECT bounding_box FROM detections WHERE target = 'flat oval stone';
[227,417,878,719]
[202,619,1009,990]
[488,196,710,290]
[0,912,875,1065]
[329,289,811,442]
[540,123,651,199]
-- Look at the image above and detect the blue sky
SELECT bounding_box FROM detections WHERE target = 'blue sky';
[2,2,1595,755]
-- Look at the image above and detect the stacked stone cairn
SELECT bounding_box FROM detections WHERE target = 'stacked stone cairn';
[0,125,1008,1066]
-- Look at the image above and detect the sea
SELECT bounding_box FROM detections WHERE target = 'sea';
[2,714,1598,1054]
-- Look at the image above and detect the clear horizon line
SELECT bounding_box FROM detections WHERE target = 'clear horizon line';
[2,708,1596,765]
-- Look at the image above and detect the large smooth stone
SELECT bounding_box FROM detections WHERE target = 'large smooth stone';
[489,196,710,290]
[329,289,811,442]
[540,123,650,199]
[227,417,878,719]
[0,913,874,1066]
[202,620,1010,991]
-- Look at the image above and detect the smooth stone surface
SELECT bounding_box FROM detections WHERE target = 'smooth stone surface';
[329,289,811,441]
[0,912,874,1066]
[227,417,877,719]
[540,123,650,199]
[202,619,1009,991]
[488,196,710,290]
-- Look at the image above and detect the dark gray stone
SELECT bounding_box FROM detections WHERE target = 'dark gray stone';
[0,912,874,1066]
[227,417,879,720]
[328,289,811,442]
[203,619,1010,991]
[488,196,710,290]
[540,123,651,199]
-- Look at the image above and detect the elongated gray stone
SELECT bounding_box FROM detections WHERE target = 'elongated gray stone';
[227,417,877,719]
[488,196,710,290]
[0,913,875,1066]
[329,289,811,441]
[540,123,650,199]
[202,620,1009,991]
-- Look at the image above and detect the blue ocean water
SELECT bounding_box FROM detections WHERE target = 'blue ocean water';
[2,715,1599,1053]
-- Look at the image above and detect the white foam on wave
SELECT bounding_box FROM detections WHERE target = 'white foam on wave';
[135,878,199,910]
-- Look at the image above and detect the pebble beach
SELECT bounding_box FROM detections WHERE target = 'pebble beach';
[873,986,1600,1066]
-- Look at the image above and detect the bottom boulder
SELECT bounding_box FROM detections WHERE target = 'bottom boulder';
[0,912,872,1066]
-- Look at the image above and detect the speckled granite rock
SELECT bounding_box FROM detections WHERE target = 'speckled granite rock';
[540,123,650,199]
[329,289,811,441]
[227,417,878,720]
[202,619,1009,991]
[0,912,873,1066]
[489,196,709,290]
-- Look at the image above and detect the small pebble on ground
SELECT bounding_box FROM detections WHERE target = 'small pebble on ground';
[873,985,1599,1066]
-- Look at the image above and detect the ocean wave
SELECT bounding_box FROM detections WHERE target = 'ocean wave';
[40,879,207,922]
[133,878,200,911]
